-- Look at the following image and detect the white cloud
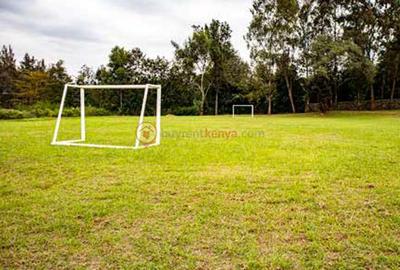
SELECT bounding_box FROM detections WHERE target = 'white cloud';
[0,0,252,76]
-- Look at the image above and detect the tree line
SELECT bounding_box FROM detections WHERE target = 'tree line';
[0,0,399,115]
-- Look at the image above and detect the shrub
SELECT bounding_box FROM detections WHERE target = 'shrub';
[173,106,199,116]
[31,107,57,117]
[86,106,112,116]
[14,102,58,118]
[22,111,36,118]
[62,108,80,117]
[0,109,25,119]
[1,103,116,119]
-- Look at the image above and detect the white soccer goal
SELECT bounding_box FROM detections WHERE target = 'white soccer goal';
[232,105,254,118]
[51,84,161,150]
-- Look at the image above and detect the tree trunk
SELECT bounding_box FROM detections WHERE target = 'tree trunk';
[119,91,123,111]
[267,95,272,115]
[391,78,397,102]
[333,52,338,108]
[267,79,273,115]
[215,89,218,115]
[333,82,338,108]
[305,95,310,112]
[380,77,385,99]
[391,63,398,102]
[199,72,205,116]
[200,97,205,116]
[370,85,376,110]
[284,74,296,113]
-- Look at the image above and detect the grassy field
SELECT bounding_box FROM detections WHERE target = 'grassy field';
[1,111,400,269]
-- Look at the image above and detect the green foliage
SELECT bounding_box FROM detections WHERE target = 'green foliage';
[1,2,400,115]
[61,107,80,117]
[29,107,57,118]
[0,45,18,108]
[172,105,199,116]
[0,102,112,119]
[0,109,26,119]
[172,24,214,115]
[15,70,50,105]
[173,19,246,115]
[46,60,71,104]
[85,106,113,116]
[246,0,300,113]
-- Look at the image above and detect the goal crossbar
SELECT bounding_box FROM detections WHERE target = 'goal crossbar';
[66,84,161,89]
[51,84,161,150]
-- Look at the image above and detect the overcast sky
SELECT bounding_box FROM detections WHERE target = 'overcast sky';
[0,0,252,76]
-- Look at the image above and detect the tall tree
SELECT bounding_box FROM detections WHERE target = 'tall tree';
[308,35,374,112]
[19,53,37,71]
[247,0,300,113]
[310,0,344,107]
[206,20,235,115]
[297,1,317,111]
[173,20,239,115]
[382,39,400,101]
[378,0,400,101]
[252,61,276,114]
[46,60,71,104]
[76,65,95,85]
[0,45,18,107]
[223,54,251,109]
[172,27,214,115]
[340,0,382,109]
[15,71,49,105]
[96,46,133,112]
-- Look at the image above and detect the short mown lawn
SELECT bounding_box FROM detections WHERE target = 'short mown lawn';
[1,111,399,269]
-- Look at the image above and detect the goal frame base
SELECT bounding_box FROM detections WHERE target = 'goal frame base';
[51,141,158,150]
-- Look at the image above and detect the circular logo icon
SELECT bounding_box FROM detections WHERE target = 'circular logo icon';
[137,122,157,145]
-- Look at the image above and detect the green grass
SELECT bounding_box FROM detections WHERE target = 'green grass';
[1,111,400,269]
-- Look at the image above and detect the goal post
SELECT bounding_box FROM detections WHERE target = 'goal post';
[51,84,161,150]
[232,105,254,118]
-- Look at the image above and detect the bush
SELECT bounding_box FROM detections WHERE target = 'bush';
[1,102,113,119]
[86,106,112,116]
[0,109,25,119]
[14,102,58,118]
[62,108,80,117]
[31,107,57,117]
[22,111,36,118]
[173,106,199,116]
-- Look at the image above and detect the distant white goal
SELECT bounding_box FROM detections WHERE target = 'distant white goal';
[232,105,254,118]
[51,84,161,150]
